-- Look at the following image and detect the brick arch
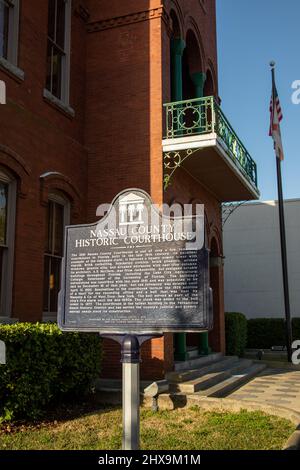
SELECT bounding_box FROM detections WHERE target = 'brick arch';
[209,229,225,354]
[204,69,215,97]
[209,227,223,256]
[184,29,203,76]
[204,60,218,98]
[169,9,182,39]
[164,197,185,219]
[0,144,31,197]
[39,171,82,219]
[184,17,206,73]
[168,1,185,38]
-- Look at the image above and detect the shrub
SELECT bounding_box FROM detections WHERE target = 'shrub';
[0,323,102,422]
[225,312,248,357]
[247,318,300,349]
[292,318,300,342]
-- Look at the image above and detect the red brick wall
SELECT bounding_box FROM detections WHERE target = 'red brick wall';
[0,0,223,379]
[85,0,164,217]
[101,334,174,381]
[85,1,168,379]
[0,1,89,321]
[85,0,220,380]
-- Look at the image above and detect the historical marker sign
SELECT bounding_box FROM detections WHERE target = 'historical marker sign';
[58,189,212,334]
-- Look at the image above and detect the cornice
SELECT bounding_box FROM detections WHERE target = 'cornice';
[87,6,170,33]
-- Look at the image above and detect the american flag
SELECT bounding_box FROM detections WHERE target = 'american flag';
[269,82,284,160]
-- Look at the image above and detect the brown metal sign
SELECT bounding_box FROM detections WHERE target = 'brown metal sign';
[58,189,212,334]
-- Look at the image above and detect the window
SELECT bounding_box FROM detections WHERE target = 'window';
[43,194,69,316]
[0,181,8,296]
[46,0,71,103]
[0,0,19,65]
[0,170,16,319]
[0,0,9,59]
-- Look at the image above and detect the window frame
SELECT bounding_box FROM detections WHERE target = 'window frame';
[0,0,20,68]
[45,0,72,106]
[0,168,16,321]
[43,192,70,321]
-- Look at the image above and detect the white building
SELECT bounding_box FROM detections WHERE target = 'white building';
[223,199,300,319]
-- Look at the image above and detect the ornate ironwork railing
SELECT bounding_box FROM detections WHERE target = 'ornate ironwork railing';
[163,96,258,189]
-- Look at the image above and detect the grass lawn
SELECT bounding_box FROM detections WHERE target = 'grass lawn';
[0,406,294,450]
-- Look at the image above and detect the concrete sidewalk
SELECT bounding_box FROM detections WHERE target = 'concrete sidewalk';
[229,367,300,414]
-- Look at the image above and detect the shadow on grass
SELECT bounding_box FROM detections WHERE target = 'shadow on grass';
[0,393,121,433]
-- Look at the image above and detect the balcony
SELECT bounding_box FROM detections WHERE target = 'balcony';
[162,96,259,202]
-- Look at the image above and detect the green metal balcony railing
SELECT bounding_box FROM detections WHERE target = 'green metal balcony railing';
[163,96,258,189]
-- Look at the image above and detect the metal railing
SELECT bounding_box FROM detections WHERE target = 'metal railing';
[164,96,258,189]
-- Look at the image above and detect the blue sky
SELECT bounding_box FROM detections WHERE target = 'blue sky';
[217,0,300,201]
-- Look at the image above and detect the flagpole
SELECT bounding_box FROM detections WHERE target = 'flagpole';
[270,61,293,363]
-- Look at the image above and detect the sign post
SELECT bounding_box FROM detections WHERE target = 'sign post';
[58,188,213,450]
[0,340,6,365]
[122,335,140,451]
[0,80,6,104]
[101,334,157,450]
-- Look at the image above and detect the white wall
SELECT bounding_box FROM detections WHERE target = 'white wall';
[223,199,300,319]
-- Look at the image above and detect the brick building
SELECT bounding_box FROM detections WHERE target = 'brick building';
[0,0,259,379]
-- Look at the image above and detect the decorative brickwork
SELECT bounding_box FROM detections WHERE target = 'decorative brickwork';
[87,7,169,33]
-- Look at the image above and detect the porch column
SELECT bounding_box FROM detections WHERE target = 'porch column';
[171,38,186,101]
[191,72,207,141]
[191,72,206,98]
[174,333,188,362]
[199,331,211,356]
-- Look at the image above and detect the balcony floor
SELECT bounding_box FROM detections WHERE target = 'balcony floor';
[163,133,260,202]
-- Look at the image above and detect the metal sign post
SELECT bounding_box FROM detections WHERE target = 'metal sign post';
[121,336,140,450]
[102,334,158,450]
[0,340,6,365]
[0,80,6,104]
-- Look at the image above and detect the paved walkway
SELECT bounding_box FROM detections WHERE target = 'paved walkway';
[230,367,300,413]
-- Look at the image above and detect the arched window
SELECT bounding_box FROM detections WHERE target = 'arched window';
[169,10,183,102]
[0,168,16,320]
[43,192,70,319]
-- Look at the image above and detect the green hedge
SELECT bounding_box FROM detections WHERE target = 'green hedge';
[225,312,248,357]
[0,323,102,422]
[247,318,300,349]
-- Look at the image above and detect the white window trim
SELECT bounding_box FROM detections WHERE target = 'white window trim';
[62,0,72,105]
[0,169,16,321]
[44,0,72,107]
[42,192,70,322]
[48,192,71,227]
[43,88,75,117]
[0,0,24,80]
[0,56,24,80]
